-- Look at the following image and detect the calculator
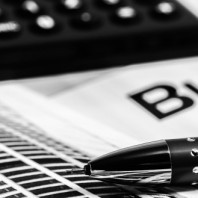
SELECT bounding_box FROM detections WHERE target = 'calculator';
[0,0,198,79]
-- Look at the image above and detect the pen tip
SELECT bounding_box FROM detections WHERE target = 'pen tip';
[66,164,91,175]
[66,168,85,175]
[84,164,91,175]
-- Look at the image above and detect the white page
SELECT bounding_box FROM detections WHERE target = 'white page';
[53,57,198,144]
[177,0,198,18]
[0,84,196,197]
[17,69,113,96]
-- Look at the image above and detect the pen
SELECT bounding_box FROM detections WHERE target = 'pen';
[73,137,198,186]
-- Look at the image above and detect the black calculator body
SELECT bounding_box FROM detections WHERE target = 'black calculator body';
[0,0,198,79]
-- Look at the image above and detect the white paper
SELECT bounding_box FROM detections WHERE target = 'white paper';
[177,0,198,18]
[0,84,196,197]
[0,85,136,197]
[53,57,198,143]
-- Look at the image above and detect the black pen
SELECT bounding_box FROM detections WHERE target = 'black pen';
[73,137,198,186]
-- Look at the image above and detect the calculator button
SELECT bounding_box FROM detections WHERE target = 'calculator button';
[58,0,84,13]
[61,0,83,10]
[36,15,55,29]
[151,2,179,20]
[113,6,139,24]
[155,2,176,15]
[71,12,101,29]
[33,15,57,33]
[0,21,21,38]
[19,0,42,17]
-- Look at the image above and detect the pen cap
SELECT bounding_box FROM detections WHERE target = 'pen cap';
[86,140,172,185]
[88,140,170,171]
[166,137,198,185]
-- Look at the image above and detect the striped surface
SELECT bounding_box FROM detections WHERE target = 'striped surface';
[0,103,189,198]
[0,104,133,198]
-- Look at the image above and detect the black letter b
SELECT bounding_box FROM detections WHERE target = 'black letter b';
[130,85,194,119]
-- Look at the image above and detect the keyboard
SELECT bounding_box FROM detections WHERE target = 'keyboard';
[0,0,198,79]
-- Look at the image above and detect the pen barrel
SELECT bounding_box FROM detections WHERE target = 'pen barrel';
[166,137,198,185]
[87,137,198,186]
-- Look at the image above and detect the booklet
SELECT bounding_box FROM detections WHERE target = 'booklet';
[0,84,196,197]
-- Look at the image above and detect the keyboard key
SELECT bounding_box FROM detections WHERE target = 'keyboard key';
[0,21,21,38]
[32,15,57,33]
[36,15,55,29]
[151,1,179,20]
[112,6,140,24]
[60,0,83,10]
[57,0,84,14]
[71,12,101,29]
[19,0,42,17]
